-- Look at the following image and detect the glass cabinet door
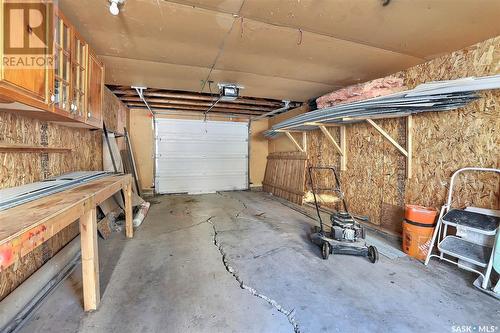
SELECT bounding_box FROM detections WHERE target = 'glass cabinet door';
[71,33,87,119]
[53,12,71,114]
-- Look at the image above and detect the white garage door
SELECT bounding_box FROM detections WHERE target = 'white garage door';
[155,118,249,194]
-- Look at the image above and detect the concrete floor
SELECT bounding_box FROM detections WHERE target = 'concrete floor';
[19,191,499,333]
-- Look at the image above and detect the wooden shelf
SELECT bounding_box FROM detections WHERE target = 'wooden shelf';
[0,142,72,153]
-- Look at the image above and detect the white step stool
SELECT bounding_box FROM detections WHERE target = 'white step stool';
[425,167,500,292]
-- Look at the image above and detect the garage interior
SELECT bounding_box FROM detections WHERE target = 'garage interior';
[0,1,499,332]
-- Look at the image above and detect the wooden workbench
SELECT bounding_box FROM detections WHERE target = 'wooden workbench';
[0,174,133,311]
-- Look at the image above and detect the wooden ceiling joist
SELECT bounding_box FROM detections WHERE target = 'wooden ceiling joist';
[109,85,300,117]
[110,86,292,108]
[128,104,263,116]
[120,96,276,112]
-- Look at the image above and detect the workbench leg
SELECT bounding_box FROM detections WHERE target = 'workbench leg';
[80,206,100,312]
[124,183,133,238]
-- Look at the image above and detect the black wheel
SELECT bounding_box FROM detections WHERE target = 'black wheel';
[321,242,330,260]
[368,246,379,263]
[311,226,321,234]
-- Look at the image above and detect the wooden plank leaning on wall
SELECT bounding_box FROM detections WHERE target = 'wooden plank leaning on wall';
[263,152,308,205]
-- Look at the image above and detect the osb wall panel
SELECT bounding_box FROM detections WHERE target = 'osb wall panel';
[0,111,102,301]
[307,36,499,233]
[308,120,406,232]
[103,86,129,135]
[0,112,102,187]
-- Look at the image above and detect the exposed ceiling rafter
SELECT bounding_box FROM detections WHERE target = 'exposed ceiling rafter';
[110,85,300,117]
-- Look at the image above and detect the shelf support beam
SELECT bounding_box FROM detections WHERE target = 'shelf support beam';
[284,131,305,152]
[318,125,347,171]
[366,119,408,157]
[406,115,413,179]
[319,125,342,155]
[366,117,412,178]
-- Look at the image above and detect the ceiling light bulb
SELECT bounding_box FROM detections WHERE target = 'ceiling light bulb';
[109,1,119,15]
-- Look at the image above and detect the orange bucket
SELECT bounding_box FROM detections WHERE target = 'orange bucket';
[402,205,438,260]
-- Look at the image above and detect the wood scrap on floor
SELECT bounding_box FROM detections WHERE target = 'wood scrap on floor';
[98,197,122,216]
[97,216,113,240]
[303,191,340,205]
[133,202,151,227]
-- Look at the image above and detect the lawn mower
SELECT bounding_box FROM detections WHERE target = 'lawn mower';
[308,166,379,263]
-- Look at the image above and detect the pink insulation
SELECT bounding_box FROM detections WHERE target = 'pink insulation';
[316,76,405,109]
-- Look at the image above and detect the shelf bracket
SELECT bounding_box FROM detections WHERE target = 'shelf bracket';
[319,125,342,155]
[366,117,412,178]
[284,131,305,152]
[318,125,347,171]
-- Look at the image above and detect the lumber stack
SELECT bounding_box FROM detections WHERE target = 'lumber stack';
[262,152,307,205]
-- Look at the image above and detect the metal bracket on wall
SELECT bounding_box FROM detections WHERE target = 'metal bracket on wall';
[366,115,412,178]
[317,125,347,171]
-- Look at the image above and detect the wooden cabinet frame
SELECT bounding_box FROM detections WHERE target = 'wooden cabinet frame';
[0,3,104,129]
[86,51,104,128]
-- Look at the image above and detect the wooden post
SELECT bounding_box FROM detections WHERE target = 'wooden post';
[80,199,100,312]
[124,181,133,238]
[302,132,307,153]
[340,126,347,171]
[406,116,413,179]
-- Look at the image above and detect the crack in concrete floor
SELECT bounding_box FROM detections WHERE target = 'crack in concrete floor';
[204,209,301,333]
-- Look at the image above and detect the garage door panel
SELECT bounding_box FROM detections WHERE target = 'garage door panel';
[157,120,248,136]
[155,119,249,194]
[156,141,248,155]
[158,175,247,194]
[155,158,247,176]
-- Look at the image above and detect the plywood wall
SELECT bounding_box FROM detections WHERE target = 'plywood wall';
[0,111,102,300]
[129,109,154,192]
[0,112,102,188]
[306,36,500,234]
[103,87,129,135]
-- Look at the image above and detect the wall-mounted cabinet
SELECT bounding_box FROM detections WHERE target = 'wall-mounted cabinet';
[71,30,88,122]
[0,3,104,129]
[52,8,72,117]
[86,51,103,128]
[0,1,51,111]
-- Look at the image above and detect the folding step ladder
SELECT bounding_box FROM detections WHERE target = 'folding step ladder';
[425,167,500,291]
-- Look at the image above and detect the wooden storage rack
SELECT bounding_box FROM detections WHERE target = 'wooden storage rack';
[278,115,413,178]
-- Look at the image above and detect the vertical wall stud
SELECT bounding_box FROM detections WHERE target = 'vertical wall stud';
[340,125,347,171]
[406,116,413,179]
